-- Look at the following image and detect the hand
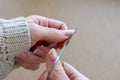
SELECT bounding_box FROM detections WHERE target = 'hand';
[26,15,74,47]
[16,15,74,70]
[38,49,89,80]
[16,46,49,70]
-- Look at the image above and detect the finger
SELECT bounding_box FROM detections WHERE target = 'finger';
[29,23,74,43]
[16,51,45,64]
[37,16,49,27]
[62,62,89,80]
[56,41,66,49]
[34,46,50,58]
[48,42,58,48]
[24,51,45,63]
[38,70,48,80]
[47,42,64,49]
[19,63,40,70]
[30,40,51,52]
[48,18,68,30]
[27,15,67,30]
[46,48,63,71]
[37,25,75,42]
[27,15,49,27]
[46,48,69,80]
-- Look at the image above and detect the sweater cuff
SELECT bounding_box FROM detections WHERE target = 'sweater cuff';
[0,17,31,59]
[0,17,31,79]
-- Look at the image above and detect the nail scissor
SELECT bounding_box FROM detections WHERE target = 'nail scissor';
[46,29,77,80]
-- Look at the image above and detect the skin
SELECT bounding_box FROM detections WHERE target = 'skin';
[38,49,89,80]
[26,15,73,46]
[15,15,89,79]
[16,46,50,70]
[16,15,74,70]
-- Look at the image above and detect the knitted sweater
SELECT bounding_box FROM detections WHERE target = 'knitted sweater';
[0,17,31,80]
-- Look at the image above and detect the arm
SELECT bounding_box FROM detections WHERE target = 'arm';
[0,17,31,80]
[0,15,74,80]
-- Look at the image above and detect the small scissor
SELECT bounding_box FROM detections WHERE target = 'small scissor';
[46,29,77,80]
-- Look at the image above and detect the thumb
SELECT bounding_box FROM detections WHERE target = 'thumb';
[38,71,48,80]
[30,23,75,42]
[63,62,89,80]
[46,48,69,80]
[40,27,74,42]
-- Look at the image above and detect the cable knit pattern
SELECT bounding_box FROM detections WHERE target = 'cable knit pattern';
[0,17,31,80]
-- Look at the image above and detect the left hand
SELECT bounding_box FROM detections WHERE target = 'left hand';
[16,46,50,70]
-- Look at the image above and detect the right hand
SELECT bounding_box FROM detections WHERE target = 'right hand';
[38,49,89,80]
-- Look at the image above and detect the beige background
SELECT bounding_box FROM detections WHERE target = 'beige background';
[0,0,120,80]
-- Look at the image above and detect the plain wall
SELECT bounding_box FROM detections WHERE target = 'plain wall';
[0,0,120,80]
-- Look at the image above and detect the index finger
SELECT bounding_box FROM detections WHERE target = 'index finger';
[48,18,68,30]
[62,62,89,80]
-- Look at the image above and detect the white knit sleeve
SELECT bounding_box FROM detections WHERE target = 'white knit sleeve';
[0,17,31,80]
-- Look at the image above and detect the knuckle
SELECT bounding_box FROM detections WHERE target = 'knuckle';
[69,73,77,80]
[53,64,63,73]
[62,24,68,29]
[60,21,65,25]
[54,29,64,40]
[59,21,67,29]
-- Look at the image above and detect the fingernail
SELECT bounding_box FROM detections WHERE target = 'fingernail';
[33,49,39,54]
[48,42,57,48]
[33,49,44,57]
[64,30,75,37]
[49,48,57,62]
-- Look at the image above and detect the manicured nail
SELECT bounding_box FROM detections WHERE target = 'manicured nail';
[49,48,57,62]
[48,42,57,48]
[64,30,75,37]
[33,49,44,57]
[33,49,39,54]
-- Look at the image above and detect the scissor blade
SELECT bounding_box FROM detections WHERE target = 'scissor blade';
[65,28,77,46]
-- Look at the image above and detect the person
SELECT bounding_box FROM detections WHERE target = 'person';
[38,48,89,80]
[0,15,74,80]
[0,15,89,80]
